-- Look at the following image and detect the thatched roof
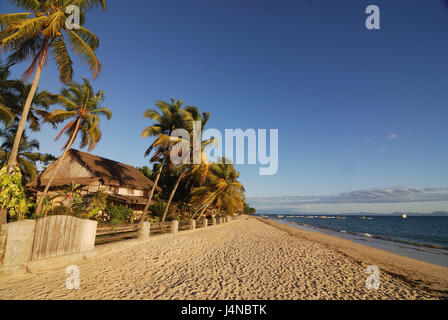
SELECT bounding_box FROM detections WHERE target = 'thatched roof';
[27,149,162,193]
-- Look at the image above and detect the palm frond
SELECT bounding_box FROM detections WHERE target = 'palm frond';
[50,35,74,83]
[67,29,101,78]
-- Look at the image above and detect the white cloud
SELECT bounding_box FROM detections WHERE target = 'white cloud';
[248,187,448,209]
[387,133,398,140]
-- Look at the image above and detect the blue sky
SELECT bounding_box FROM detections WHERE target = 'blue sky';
[1,0,448,213]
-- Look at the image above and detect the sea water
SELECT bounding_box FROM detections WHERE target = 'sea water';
[260,214,448,267]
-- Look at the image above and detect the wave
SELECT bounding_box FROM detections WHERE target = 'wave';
[370,235,448,251]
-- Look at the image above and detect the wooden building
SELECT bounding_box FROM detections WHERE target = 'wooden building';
[27,149,161,216]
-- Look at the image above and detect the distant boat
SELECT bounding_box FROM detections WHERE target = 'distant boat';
[402,214,408,219]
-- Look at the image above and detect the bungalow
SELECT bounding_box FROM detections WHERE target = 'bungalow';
[27,149,161,218]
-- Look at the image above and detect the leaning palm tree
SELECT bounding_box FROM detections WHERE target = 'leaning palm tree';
[0,0,106,173]
[190,160,245,221]
[35,77,111,214]
[0,128,50,183]
[141,99,187,216]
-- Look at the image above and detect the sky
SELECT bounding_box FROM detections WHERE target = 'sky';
[1,0,448,213]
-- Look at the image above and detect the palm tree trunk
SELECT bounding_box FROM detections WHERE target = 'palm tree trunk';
[142,158,165,216]
[191,193,215,220]
[196,190,223,221]
[35,117,81,215]
[161,167,185,223]
[7,47,47,173]
[196,199,213,221]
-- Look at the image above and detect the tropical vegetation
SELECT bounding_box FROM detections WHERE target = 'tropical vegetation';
[0,0,106,175]
[0,0,254,224]
[35,77,112,213]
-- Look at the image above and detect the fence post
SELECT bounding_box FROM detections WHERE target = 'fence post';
[190,219,196,230]
[203,219,208,228]
[138,222,150,240]
[0,209,6,226]
[212,217,216,226]
[171,220,179,234]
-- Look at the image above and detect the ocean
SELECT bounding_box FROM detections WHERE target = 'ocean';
[258,214,448,267]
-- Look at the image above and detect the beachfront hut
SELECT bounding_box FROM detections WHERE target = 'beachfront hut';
[27,149,161,218]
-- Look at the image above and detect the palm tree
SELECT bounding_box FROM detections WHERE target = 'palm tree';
[182,105,212,189]
[0,60,56,131]
[12,83,56,132]
[141,99,187,216]
[0,0,106,173]
[156,128,216,223]
[35,77,111,214]
[0,61,19,126]
[0,128,50,182]
[190,160,245,220]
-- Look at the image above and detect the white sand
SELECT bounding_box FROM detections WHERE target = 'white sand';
[0,217,442,300]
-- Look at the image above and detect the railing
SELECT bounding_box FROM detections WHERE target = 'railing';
[149,222,176,236]
[95,224,139,245]
[0,215,245,269]
[94,215,242,245]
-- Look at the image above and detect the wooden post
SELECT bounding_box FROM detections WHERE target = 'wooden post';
[171,220,178,234]
[203,218,208,228]
[138,221,150,240]
[190,219,196,230]
[0,209,6,226]
[212,217,216,226]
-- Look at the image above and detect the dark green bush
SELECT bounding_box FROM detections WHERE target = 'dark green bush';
[105,203,133,224]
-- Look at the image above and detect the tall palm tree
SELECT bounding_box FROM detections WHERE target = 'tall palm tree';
[141,99,187,216]
[190,160,245,220]
[35,77,111,214]
[0,128,50,182]
[156,127,216,223]
[0,0,106,173]
[183,105,212,188]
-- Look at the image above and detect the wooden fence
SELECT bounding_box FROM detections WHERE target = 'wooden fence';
[94,215,241,246]
[0,215,243,269]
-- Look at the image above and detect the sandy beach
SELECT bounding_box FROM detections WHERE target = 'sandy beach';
[0,217,447,300]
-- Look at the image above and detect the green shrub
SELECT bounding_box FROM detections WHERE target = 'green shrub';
[0,167,33,220]
[105,203,133,224]
[149,200,177,221]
